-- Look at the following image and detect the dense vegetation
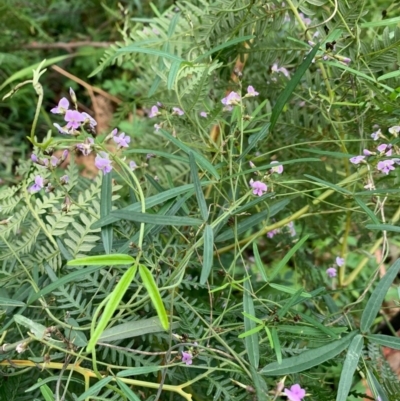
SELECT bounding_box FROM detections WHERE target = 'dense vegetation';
[1,1,400,400]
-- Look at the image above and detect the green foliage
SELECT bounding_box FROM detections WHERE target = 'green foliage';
[2,0,400,400]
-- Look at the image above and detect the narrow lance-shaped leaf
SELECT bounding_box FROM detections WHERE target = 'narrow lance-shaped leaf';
[189,152,208,221]
[67,254,135,266]
[336,334,364,401]
[260,331,357,375]
[360,258,400,333]
[86,264,138,352]
[139,264,169,330]
[100,171,113,254]
[243,280,260,368]
[200,224,214,285]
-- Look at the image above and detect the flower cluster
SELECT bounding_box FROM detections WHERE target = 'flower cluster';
[51,89,97,135]
[221,86,259,111]
[267,221,296,239]
[148,102,184,119]
[326,256,345,278]
[350,127,400,178]
[284,384,306,401]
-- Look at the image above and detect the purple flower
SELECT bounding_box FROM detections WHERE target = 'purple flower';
[267,228,280,238]
[182,351,193,366]
[271,63,290,78]
[29,175,45,193]
[287,221,296,237]
[200,111,208,118]
[341,57,351,64]
[149,105,160,118]
[113,132,131,148]
[249,179,267,196]
[31,154,39,163]
[69,87,77,104]
[64,110,85,130]
[221,91,241,106]
[76,138,94,156]
[349,155,365,165]
[53,123,70,135]
[81,112,97,128]
[326,267,337,278]
[50,156,59,167]
[270,161,283,174]
[336,257,344,267]
[371,129,381,140]
[95,152,113,174]
[172,107,184,116]
[246,86,259,97]
[60,175,69,184]
[363,149,374,156]
[129,161,137,170]
[377,159,395,175]
[377,143,389,153]
[284,384,306,401]
[50,97,69,114]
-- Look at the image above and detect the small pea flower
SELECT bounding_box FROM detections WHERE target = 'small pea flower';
[181,351,193,366]
[60,175,69,184]
[284,383,306,401]
[249,179,267,196]
[29,175,45,193]
[172,107,184,116]
[64,110,85,130]
[149,105,160,118]
[113,132,131,148]
[371,129,381,141]
[50,97,69,114]
[377,159,395,175]
[129,161,137,170]
[389,126,400,136]
[336,257,344,267]
[271,63,290,78]
[363,149,374,156]
[76,138,94,156]
[16,343,26,354]
[50,155,59,167]
[377,143,390,153]
[95,152,113,174]
[81,112,97,129]
[267,228,280,238]
[31,154,39,163]
[349,155,365,165]
[200,111,208,118]
[69,87,78,106]
[221,91,241,106]
[246,85,259,97]
[270,161,283,174]
[326,267,337,278]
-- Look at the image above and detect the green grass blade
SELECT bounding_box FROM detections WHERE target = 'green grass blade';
[115,379,142,401]
[304,174,352,195]
[336,334,364,401]
[87,264,137,352]
[67,254,135,266]
[110,211,203,226]
[366,224,400,233]
[116,45,184,62]
[367,334,400,350]
[139,264,169,330]
[260,331,357,375]
[200,224,214,284]
[243,280,260,368]
[168,60,181,89]
[252,242,268,282]
[76,377,114,401]
[360,258,400,333]
[271,327,282,364]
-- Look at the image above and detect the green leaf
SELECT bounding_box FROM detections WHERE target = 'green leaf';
[361,16,400,28]
[139,265,169,330]
[160,129,220,179]
[38,380,55,401]
[366,368,389,401]
[243,280,260,368]
[336,334,364,401]
[14,314,47,338]
[110,211,203,226]
[268,283,312,298]
[354,197,380,224]
[200,225,214,285]
[189,152,208,221]
[116,45,185,62]
[252,242,268,282]
[271,328,282,364]
[99,318,179,342]
[249,366,269,401]
[238,326,264,339]
[115,379,142,401]
[76,377,114,401]
[117,366,164,377]
[269,235,309,281]
[91,183,202,228]
[168,60,182,89]
[269,43,320,133]
[67,254,135,266]
[194,35,255,63]
[100,172,113,254]
[277,288,304,319]
[366,224,400,233]
[360,258,400,333]
[304,175,352,195]
[260,331,357,375]
[378,69,400,81]
[297,312,340,339]
[367,333,400,350]
[0,297,25,307]
[87,264,138,353]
